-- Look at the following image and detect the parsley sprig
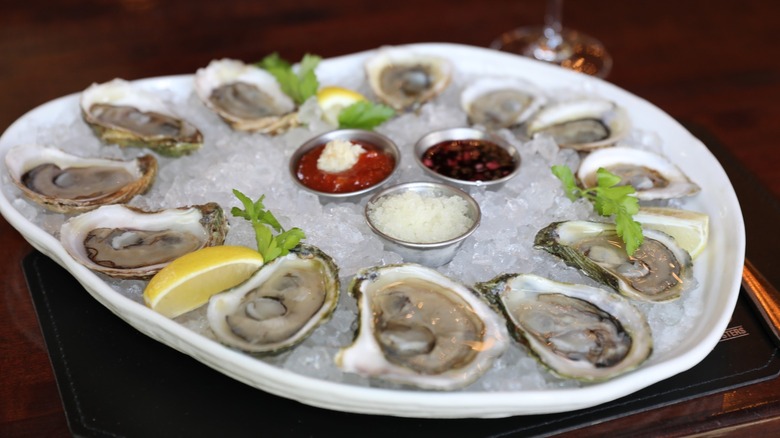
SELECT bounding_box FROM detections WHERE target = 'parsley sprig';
[231,189,306,262]
[257,53,395,129]
[551,165,644,255]
[257,53,321,105]
[338,100,395,130]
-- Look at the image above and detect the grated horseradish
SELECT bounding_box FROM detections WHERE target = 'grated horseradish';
[367,191,473,243]
[316,139,365,173]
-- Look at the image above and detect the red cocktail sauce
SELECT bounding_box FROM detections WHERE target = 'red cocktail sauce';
[296,141,395,193]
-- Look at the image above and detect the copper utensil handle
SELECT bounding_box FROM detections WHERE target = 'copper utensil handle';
[743,259,780,347]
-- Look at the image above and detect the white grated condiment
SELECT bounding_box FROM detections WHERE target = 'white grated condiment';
[367,191,473,243]
[316,139,365,173]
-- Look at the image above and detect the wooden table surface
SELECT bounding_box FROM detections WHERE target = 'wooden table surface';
[2,0,779,436]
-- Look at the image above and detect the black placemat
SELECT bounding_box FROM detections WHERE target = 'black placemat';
[23,252,780,437]
[682,122,780,290]
[23,122,780,437]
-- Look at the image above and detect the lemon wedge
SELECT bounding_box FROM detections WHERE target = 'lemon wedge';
[143,245,264,318]
[635,206,710,259]
[317,86,366,126]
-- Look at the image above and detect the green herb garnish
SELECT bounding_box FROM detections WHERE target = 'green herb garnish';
[257,53,321,105]
[338,100,396,130]
[551,165,644,255]
[231,189,306,262]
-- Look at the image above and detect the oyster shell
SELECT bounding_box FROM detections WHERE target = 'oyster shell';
[525,98,630,150]
[460,77,546,130]
[4,144,157,213]
[60,203,228,279]
[476,274,652,382]
[534,221,693,302]
[335,264,508,390]
[365,47,453,112]
[206,244,339,354]
[577,146,701,200]
[80,79,203,157]
[194,58,299,134]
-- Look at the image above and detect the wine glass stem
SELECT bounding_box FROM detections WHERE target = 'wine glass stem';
[543,0,564,50]
[533,0,572,62]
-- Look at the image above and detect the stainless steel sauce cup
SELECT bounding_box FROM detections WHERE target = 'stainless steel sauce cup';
[364,181,481,267]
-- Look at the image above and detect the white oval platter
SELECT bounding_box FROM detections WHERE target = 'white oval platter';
[0,43,744,418]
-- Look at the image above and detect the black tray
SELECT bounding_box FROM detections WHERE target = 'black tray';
[23,123,780,437]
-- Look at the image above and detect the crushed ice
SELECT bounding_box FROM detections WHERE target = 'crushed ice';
[3,65,704,393]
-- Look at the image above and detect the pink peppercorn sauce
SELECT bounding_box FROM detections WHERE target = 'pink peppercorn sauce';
[421,139,516,182]
[296,141,395,193]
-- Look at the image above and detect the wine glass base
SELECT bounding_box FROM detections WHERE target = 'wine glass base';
[490,26,613,78]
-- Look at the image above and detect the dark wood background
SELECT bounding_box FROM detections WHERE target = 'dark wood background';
[2,0,779,436]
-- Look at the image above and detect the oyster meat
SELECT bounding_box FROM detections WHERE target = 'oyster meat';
[194,58,299,134]
[60,203,228,279]
[460,77,546,130]
[80,78,203,157]
[476,274,652,382]
[577,146,701,200]
[207,245,339,354]
[535,221,693,302]
[4,144,157,213]
[365,47,453,112]
[525,98,630,150]
[335,264,508,390]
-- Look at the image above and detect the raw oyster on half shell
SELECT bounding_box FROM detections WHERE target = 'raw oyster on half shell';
[60,203,228,279]
[4,144,157,213]
[525,98,630,150]
[194,58,299,134]
[460,76,546,130]
[207,244,339,354]
[365,47,453,112]
[335,264,508,390]
[476,274,652,382]
[577,146,701,200]
[80,79,203,157]
[534,221,693,302]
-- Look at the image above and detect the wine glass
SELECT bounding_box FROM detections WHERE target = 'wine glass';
[490,0,612,78]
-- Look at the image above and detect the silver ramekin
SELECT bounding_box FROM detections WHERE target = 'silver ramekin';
[290,129,400,203]
[413,127,521,190]
[364,181,481,267]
